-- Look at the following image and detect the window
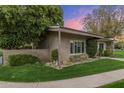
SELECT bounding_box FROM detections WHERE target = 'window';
[98,42,106,51]
[99,43,104,50]
[70,40,85,54]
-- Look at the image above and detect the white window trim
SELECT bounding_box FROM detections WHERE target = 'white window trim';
[70,40,86,55]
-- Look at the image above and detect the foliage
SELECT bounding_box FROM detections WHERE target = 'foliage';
[51,49,58,61]
[69,54,89,62]
[104,49,113,56]
[0,6,63,49]
[20,44,33,49]
[8,54,41,66]
[0,59,124,82]
[115,41,124,49]
[83,5,124,38]
[86,40,97,57]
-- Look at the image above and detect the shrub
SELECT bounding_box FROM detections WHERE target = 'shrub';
[69,54,89,62]
[8,54,41,66]
[86,40,97,57]
[104,49,113,56]
[69,55,81,62]
[115,41,124,49]
[51,49,58,62]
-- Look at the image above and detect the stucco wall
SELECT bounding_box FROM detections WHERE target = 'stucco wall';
[40,32,58,50]
[40,32,58,60]
[61,33,87,61]
[3,49,50,64]
[40,32,87,62]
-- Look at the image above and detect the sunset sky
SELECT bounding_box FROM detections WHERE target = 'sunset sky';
[61,5,99,30]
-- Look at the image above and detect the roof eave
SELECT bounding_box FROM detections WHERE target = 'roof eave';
[48,26,104,39]
[97,38,115,42]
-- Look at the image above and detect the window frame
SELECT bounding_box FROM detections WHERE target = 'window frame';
[97,42,106,51]
[70,40,86,55]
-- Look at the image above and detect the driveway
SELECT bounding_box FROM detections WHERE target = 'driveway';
[0,69,124,88]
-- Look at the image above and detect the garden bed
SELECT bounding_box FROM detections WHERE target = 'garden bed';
[46,58,99,69]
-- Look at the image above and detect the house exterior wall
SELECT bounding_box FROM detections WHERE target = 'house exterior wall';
[3,32,108,64]
[60,33,87,61]
[41,32,87,62]
[40,32,59,61]
[40,32,58,50]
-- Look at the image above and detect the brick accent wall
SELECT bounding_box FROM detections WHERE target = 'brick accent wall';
[3,49,50,64]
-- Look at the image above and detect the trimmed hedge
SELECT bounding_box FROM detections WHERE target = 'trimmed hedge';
[8,54,41,66]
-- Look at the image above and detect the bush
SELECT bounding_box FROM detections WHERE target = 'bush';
[8,54,41,66]
[69,54,89,62]
[86,40,97,57]
[51,49,58,61]
[115,42,124,49]
[104,49,113,56]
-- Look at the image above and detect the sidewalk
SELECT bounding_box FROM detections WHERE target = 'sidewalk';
[101,57,124,61]
[0,69,124,88]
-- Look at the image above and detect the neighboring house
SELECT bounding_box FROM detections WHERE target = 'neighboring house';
[40,26,114,63]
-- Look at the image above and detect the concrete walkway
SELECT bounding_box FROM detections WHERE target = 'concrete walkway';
[107,57,124,61]
[101,57,124,61]
[0,69,124,88]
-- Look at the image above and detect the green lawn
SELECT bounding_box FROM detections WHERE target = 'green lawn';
[0,59,124,82]
[99,79,124,88]
[112,51,124,58]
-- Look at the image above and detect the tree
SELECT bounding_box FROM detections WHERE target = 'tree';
[0,5,63,49]
[83,5,124,38]
[115,41,124,49]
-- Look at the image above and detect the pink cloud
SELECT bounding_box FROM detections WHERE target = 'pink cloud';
[64,16,85,30]
[64,6,96,30]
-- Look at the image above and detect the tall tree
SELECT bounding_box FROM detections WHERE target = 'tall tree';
[83,5,124,38]
[0,5,63,49]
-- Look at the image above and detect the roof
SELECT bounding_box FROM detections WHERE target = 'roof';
[48,26,104,39]
[97,38,115,42]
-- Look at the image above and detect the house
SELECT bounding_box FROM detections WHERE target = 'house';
[3,26,114,65]
[40,26,114,64]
